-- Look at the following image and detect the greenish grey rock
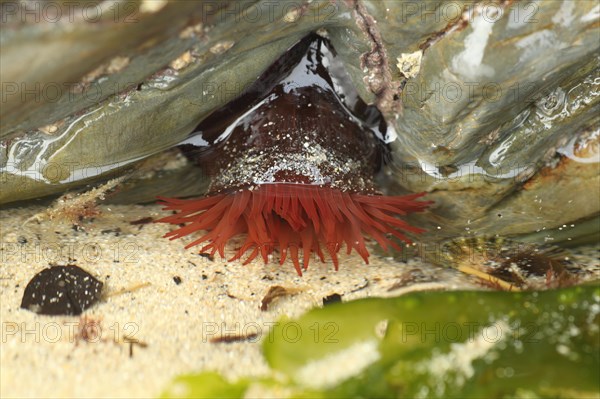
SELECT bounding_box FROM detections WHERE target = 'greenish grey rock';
[1,0,598,245]
[394,0,599,167]
[1,0,216,137]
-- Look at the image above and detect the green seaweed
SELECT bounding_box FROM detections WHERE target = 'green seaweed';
[160,372,250,399]
[161,286,600,398]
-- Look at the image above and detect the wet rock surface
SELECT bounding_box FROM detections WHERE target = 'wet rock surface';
[1,0,598,243]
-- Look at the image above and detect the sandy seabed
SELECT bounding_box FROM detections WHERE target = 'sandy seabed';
[1,203,597,398]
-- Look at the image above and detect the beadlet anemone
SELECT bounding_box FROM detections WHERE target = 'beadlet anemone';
[157,34,431,275]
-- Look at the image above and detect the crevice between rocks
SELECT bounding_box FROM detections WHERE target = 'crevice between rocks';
[352,0,402,116]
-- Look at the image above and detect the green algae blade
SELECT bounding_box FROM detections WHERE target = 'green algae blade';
[160,372,250,399]
[162,286,599,398]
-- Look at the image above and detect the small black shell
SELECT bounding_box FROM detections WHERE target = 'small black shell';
[20,265,104,316]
